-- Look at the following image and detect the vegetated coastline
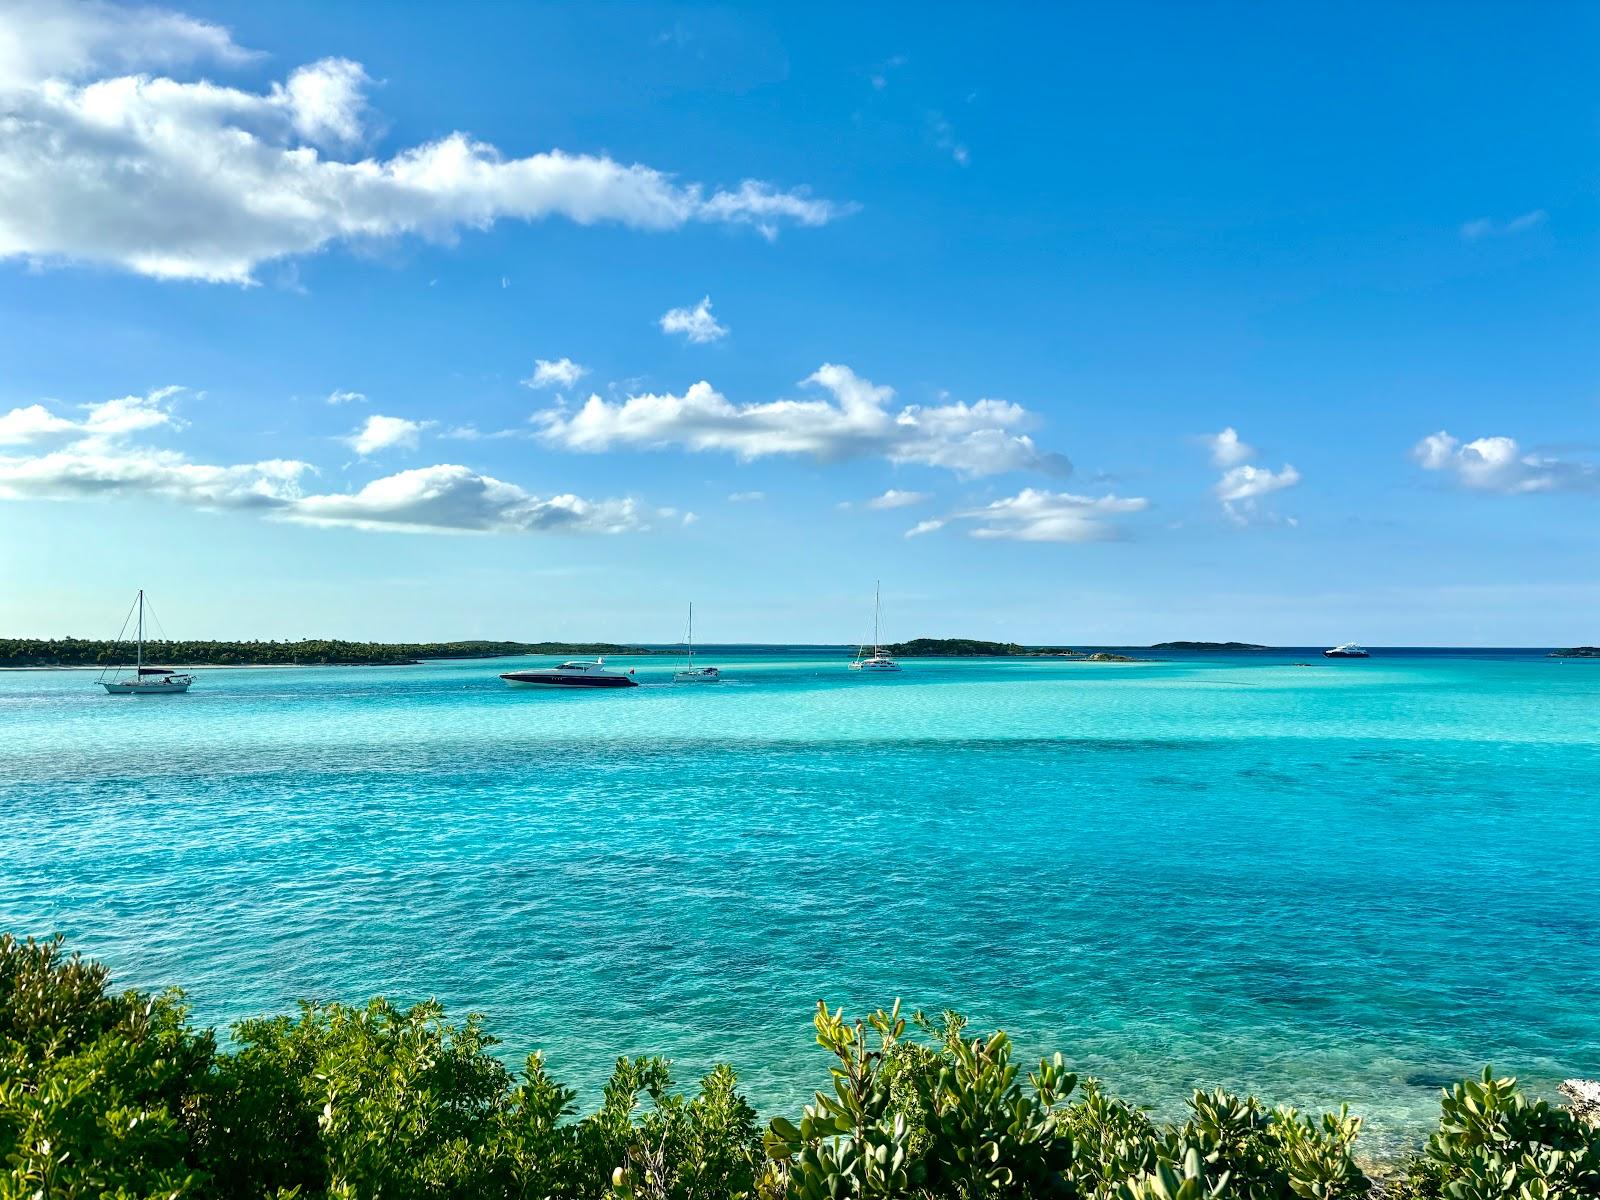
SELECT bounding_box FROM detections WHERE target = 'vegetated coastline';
[0,637,663,668]
[1551,646,1600,658]
[4,934,1595,1200]
[1148,640,1271,651]
[882,638,1139,661]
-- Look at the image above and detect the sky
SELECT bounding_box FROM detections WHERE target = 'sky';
[0,0,1596,646]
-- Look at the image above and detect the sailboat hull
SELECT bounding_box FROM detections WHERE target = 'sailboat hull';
[673,668,722,683]
[102,678,193,694]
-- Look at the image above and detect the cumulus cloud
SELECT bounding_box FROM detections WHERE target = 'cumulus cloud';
[535,364,1068,478]
[0,387,659,536]
[948,488,1148,542]
[289,464,646,534]
[1201,426,1255,467]
[1412,431,1597,494]
[865,488,930,509]
[523,357,589,389]
[659,296,728,344]
[0,0,255,86]
[325,389,366,405]
[0,387,183,446]
[1460,210,1547,241]
[904,518,945,538]
[346,414,426,456]
[1215,463,1300,523]
[0,3,847,283]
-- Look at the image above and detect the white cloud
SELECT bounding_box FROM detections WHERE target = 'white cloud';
[1460,210,1547,241]
[659,296,728,344]
[346,414,425,456]
[929,112,969,166]
[326,389,366,405]
[523,357,588,389]
[0,0,255,86]
[289,464,646,534]
[950,488,1148,542]
[865,488,929,509]
[535,364,1068,478]
[727,490,764,502]
[0,387,182,446]
[0,442,309,509]
[1412,431,1597,494]
[1215,463,1301,523]
[0,5,847,283]
[904,518,945,538]
[1201,426,1255,467]
[0,384,657,536]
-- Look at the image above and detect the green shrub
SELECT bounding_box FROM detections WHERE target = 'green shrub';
[1,936,1596,1199]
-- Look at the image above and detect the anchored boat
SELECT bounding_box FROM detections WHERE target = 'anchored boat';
[99,590,195,694]
[673,602,721,683]
[500,659,639,688]
[849,581,901,672]
[1323,643,1371,659]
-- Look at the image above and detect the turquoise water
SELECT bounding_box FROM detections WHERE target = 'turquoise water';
[3,649,1598,1153]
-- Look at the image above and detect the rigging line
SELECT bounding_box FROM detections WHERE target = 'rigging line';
[97,594,140,683]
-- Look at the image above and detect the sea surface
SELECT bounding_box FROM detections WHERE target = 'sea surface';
[3,647,1598,1154]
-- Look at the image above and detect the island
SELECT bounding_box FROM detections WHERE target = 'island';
[880,638,1085,657]
[1148,640,1270,651]
[0,638,664,668]
[1551,646,1600,658]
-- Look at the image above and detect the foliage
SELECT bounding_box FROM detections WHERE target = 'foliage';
[880,639,1084,657]
[0,638,660,668]
[2,936,1596,1200]
[1389,1068,1600,1199]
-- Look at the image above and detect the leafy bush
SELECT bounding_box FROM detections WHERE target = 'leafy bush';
[1,935,1595,1199]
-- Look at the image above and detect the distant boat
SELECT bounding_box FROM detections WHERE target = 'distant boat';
[500,659,639,688]
[849,581,901,672]
[1323,643,1370,659]
[99,589,194,694]
[673,603,721,683]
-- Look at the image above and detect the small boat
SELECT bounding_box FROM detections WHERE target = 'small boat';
[500,659,639,688]
[849,581,901,673]
[1323,643,1370,659]
[673,603,721,683]
[100,590,194,694]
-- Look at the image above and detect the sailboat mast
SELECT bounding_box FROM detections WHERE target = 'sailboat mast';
[136,589,143,672]
[687,602,694,667]
[873,581,881,655]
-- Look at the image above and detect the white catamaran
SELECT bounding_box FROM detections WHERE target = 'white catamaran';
[99,590,195,694]
[673,602,722,683]
[849,581,901,672]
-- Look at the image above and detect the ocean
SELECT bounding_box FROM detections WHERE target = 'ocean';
[3,647,1597,1153]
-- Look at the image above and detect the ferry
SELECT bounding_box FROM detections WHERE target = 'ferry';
[500,659,639,688]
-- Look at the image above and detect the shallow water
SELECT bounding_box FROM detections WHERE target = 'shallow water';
[3,648,1597,1153]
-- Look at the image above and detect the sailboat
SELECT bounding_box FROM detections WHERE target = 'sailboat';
[673,602,722,683]
[849,581,901,672]
[99,590,195,694]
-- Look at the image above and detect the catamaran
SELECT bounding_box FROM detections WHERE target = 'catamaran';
[673,602,721,683]
[849,581,901,672]
[99,590,195,694]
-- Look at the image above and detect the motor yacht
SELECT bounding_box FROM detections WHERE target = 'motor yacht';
[500,659,639,688]
[1323,643,1371,659]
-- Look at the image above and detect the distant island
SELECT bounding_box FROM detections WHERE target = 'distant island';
[0,638,662,668]
[881,638,1140,662]
[1149,640,1270,651]
[882,637,1082,657]
[1551,646,1600,658]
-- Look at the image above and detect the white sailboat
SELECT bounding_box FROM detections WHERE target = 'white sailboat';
[99,590,195,694]
[849,581,901,672]
[673,602,721,683]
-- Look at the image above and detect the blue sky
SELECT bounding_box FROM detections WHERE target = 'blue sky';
[1,1,1595,645]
